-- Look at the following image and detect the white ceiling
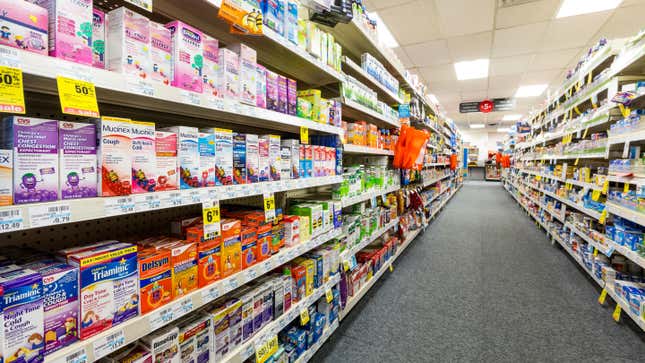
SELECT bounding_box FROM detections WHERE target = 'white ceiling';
[366,0,645,128]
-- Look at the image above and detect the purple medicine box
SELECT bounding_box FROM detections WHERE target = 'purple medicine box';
[58,121,97,200]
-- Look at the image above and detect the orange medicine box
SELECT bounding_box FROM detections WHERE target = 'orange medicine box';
[221,219,242,278]
[241,226,258,269]
[256,223,272,261]
[138,248,173,314]
[147,240,198,299]
[197,238,221,287]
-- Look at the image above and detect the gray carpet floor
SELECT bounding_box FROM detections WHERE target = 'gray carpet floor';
[311,183,645,362]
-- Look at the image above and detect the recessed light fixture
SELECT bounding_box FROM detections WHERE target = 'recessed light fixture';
[515,84,548,98]
[454,59,489,80]
[429,94,439,105]
[557,0,622,18]
[370,13,399,48]
[502,114,522,121]
[497,127,511,133]
[469,124,485,129]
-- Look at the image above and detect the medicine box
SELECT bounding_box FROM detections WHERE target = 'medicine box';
[33,0,92,64]
[155,131,178,191]
[92,8,106,69]
[0,0,48,56]
[58,121,97,200]
[166,20,203,93]
[162,126,199,189]
[107,7,151,79]
[95,117,132,196]
[130,121,157,193]
[227,43,257,106]
[149,21,172,85]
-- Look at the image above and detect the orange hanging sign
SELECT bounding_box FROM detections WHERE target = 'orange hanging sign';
[219,0,263,35]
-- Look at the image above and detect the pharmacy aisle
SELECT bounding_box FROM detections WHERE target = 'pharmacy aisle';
[313,183,645,362]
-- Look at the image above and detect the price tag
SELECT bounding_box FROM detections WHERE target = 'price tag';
[389,264,393,272]
[300,126,309,144]
[126,79,155,98]
[299,308,310,325]
[228,277,239,290]
[599,209,607,225]
[202,199,221,240]
[149,306,174,331]
[624,184,629,194]
[325,289,333,303]
[202,285,220,302]
[593,248,598,257]
[0,208,23,232]
[263,192,276,222]
[598,288,608,305]
[57,76,100,117]
[591,190,601,201]
[0,66,25,113]
[59,347,87,363]
[135,194,161,212]
[161,192,183,208]
[183,190,202,205]
[93,330,125,359]
[255,335,279,363]
[612,304,621,322]
[181,90,201,106]
[602,180,609,194]
[574,158,579,166]
[29,203,71,227]
[0,46,21,68]
[104,196,135,216]
[172,297,193,319]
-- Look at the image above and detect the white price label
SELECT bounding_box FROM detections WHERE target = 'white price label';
[52,347,88,363]
[202,285,220,302]
[126,79,154,97]
[278,253,287,265]
[160,192,182,208]
[149,306,174,331]
[262,260,272,272]
[0,45,21,68]
[181,90,201,106]
[208,96,226,111]
[93,330,125,359]
[135,194,161,212]
[246,268,257,280]
[0,208,23,232]
[228,278,239,290]
[29,203,71,227]
[172,297,193,319]
[104,196,135,216]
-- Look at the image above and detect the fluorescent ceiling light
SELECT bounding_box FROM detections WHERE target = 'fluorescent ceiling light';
[515,84,548,98]
[469,124,485,129]
[557,0,622,18]
[454,59,489,80]
[369,13,399,48]
[502,114,522,121]
[497,127,511,133]
[429,94,439,105]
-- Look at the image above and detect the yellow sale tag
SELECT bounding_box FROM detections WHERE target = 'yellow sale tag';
[325,289,333,303]
[263,192,276,222]
[342,260,350,272]
[202,200,221,239]
[255,335,278,363]
[590,97,597,109]
[599,209,607,224]
[592,190,601,201]
[624,184,629,193]
[300,308,310,325]
[574,106,581,115]
[535,175,542,181]
[598,289,607,304]
[300,126,309,144]
[0,66,25,114]
[574,158,579,166]
[203,201,220,225]
[57,76,100,117]
[612,304,621,322]
[618,104,631,118]
[389,264,393,272]
[593,248,598,257]
[587,72,593,85]
[582,127,589,139]
[602,180,609,194]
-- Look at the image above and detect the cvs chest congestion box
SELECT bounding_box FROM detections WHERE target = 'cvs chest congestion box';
[257,137,269,182]
[202,34,221,99]
[218,48,239,103]
[0,269,44,363]
[68,243,139,340]
[0,0,48,55]
[26,263,78,356]
[95,117,132,196]
[166,21,203,93]
[227,43,256,106]
[256,65,267,109]
[162,126,199,189]
[137,248,172,315]
[130,121,156,194]
[220,219,241,278]
[2,117,58,204]
[32,0,92,64]
[149,22,171,86]
[155,131,178,191]
[107,7,150,79]
[197,132,215,188]
[141,326,180,363]
[0,149,12,206]
[58,121,96,200]
[213,128,233,186]
[232,133,246,185]
[91,8,105,69]
[260,135,281,181]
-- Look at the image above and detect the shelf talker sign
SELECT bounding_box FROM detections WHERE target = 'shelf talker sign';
[263,192,276,222]
[0,66,25,114]
[202,199,221,240]
[57,76,100,117]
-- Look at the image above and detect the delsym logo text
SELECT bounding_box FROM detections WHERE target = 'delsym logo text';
[141,257,170,272]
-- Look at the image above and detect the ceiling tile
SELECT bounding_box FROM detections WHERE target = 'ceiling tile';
[426,80,462,93]
[393,47,414,68]
[495,0,559,29]
[378,1,441,46]
[363,0,413,11]
[489,54,534,76]
[460,90,488,101]
[435,0,495,37]
[529,48,581,71]
[488,74,521,90]
[594,4,645,40]
[487,88,517,99]
[446,32,493,62]
[621,0,645,6]
[419,64,456,83]
[403,40,452,67]
[520,69,562,85]
[541,12,612,51]
[458,78,488,92]
[492,22,549,57]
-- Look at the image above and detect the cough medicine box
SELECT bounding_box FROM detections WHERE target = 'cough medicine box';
[95,117,132,196]
[202,34,221,99]
[232,133,247,185]
[58,121,97,200]
[0,268,44,363]
[165,21,203,93]
[2,116,59,204]
[33,0,92,64]
[214,128,233,186]
[165,241,198,299]
[256,65,267,108]
[220,219,242,278]
[218,48,240,102]
[198,132,216,187]
[107,7,150,79]
[244,134,259,183]
[197,238,221,287]
[227,43,257,106]
[130,121,157,194]
[265,70,278,112]
[138,248,172,315]
[177,314,212,363]
[92,8,106,69]
[261,135,281,181]
[141,326,180,363]
[258,137,269,182]
[155,131,178,191]
[67,242,138,340]
[149,22,172,85]
[281,139,299,179]
[0,0,48,56]
[162,126,199,189]
[0,149,11,206]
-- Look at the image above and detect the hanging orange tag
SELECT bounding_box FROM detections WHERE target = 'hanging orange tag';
[219,0,263,35]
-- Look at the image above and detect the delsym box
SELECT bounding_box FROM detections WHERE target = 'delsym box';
[149,22,172,86]
[2,117,59,204]
[58,121,97,200]
[95,117,132,196]
[202,34,221,99]
[33,0,92,64]
[155,131,178,191]
[218,48,239,102]
[198,132,215,188]
[162,126,199,189]
[214,128,233,186]
[227,43,256,106]
[130,121,157,193]
[0,269,44,363]
[256,65,267,109]
[0,149,12,206]
[107,7,150,79]
[138,248,172,315]
[27,263,79,356]
[0,0,48,55]
[166,21,203,93]
[91,8,106,69]
[68,243,139,340]
[232,133,247,185]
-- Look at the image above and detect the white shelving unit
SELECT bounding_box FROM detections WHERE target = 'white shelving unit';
[343,144,394,156]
